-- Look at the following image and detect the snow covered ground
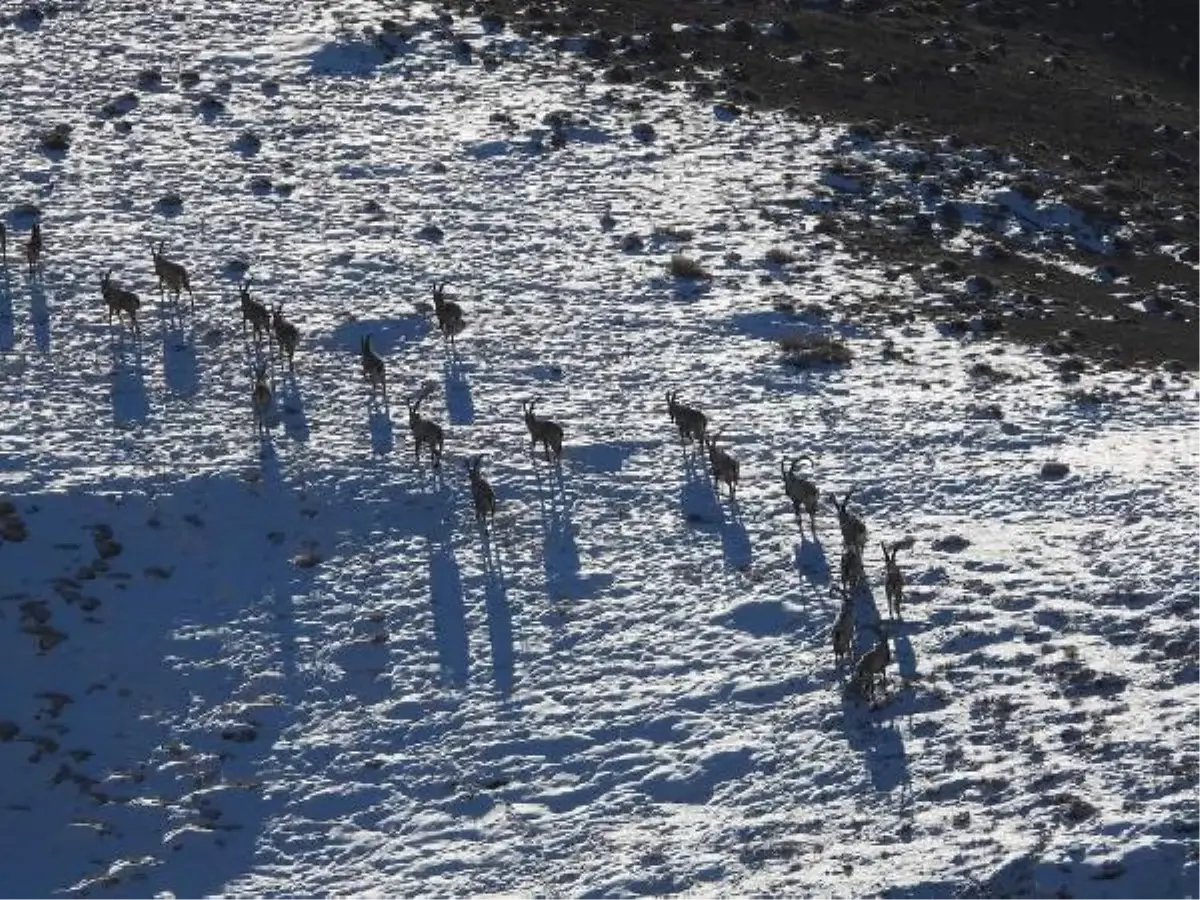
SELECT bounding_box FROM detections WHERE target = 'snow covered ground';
[1,2,1197,897]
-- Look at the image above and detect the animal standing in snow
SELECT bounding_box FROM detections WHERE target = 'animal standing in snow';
[150,240,194,308]
[251,364,272,434]
[99,270,141,337]
[831,487,868,552]
[431,281,465,346]
[882,542,905,620]
[406,387,445,467]
[840,542,864,594]
[271,303,300,372]
[239,281,271,347]
[360,334,387,400]
[523,397,564,462]
[25,222,43,277]
[705,429,740,499]
[831,589,854,667]
[853,624,892,702]
[781,457,820,538]
[666,390,708,446]
[466,455,497,527]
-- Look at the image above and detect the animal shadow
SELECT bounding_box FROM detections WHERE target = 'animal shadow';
[427,528,469,688]
[109,340,150,425]
[161,322,198,397]
[443,352,475,426]
[368,403,394,456]
[28,277,49,353]
[0,269,13,351]
[720,501,752,572]
[794,540,831,590]
[481,539,514,696]
[277,375,311,445]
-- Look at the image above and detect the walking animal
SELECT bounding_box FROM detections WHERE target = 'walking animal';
[781,458,819,537]
[882,542,905,620]
[840,543,864,594]
[239,281,271,346]
[99,270,142,336]
[431,282,465,345]
[251,364,272,434]
[831,589,854,667]
[831,487,868,552]
[853,624,892,702]
[466,456,497,527]
[406,387,445,467]
[25,222,42,276]
[523,398,564,462]
[271,303,299,371]
[666,390,708,446]
[150,240,194,308]
[705,429,740,499]
[360,334,386,400]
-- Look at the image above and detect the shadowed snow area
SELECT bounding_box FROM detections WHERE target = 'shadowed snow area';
[0,2,1197,898]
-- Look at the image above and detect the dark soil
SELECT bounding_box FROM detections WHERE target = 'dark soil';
[453,0,1199,369]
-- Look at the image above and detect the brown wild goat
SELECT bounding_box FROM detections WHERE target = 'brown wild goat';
[466,456,497,527]
[100,270,141,336]
[25,222,42,276]
[840,542,864,595]
[406,387,445,467]
[361,335,386,399]
[431,282,465,345]
[853,624,892,702]
[882,542,905,620]
[251,364,272,435]
[271,304,300,372]
[239,281,271,346]
[666,390,707,445]
[831,487,868,552]
[523,397,564,462]
[705,429,740,499]
[781,458,819,537]
[831,589,854,667]
[150,240,194,308]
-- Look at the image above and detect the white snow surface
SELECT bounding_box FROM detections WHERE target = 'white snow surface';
[1,2,1198,898]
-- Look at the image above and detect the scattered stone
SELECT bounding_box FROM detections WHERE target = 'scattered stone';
[965,274,995,296]
[292,546,322,569]
[416,224,444,243]
[220,723,258,743]
[631,121,656,142]
[1041,461,1071,479]
[38,124,72,153]
[620,233,644,252]
[931,535,971,552]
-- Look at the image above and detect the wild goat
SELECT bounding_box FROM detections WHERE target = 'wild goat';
[831,487,868,552]
[361,334,387,399]
[840,543,864,595]
[25,222,42,276]
[853,624,892,702]
[251,364,272,434]
[705,429,740,499]
[781,458,819,537]
[271,303,299,371]
[882,542,905,620]
[100,270,141,336]
[406,388,445,467]
[431,282,465,345]
[523,398,564,462]
[466,456,497,526]
[239,281,271,346]
[666,390,708,445]
[831,590,854,667]
[150,240,194,308]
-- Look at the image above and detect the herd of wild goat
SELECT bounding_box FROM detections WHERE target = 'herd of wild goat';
[4,221,904,703]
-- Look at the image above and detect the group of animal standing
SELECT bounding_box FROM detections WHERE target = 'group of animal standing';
[5,223,906,704]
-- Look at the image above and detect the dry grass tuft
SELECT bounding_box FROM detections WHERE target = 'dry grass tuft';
[669,253,711,280]
[780,332,853,367]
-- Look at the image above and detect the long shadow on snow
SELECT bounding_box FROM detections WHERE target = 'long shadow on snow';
[443,351,475,426]
[427,517,470,688]
[368,399,394,456]
[678,453,751,571]
[28,275,50,353]
[277,373,311,445]
[325,315,427,357]
[480,530,515,696]
[838,689,912,796]
[794,538,831,591]
[0,268,13,351]
[537,468,612,604]
[568,438,660,474]
[109,337,150,425]
[159,302,199,398]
